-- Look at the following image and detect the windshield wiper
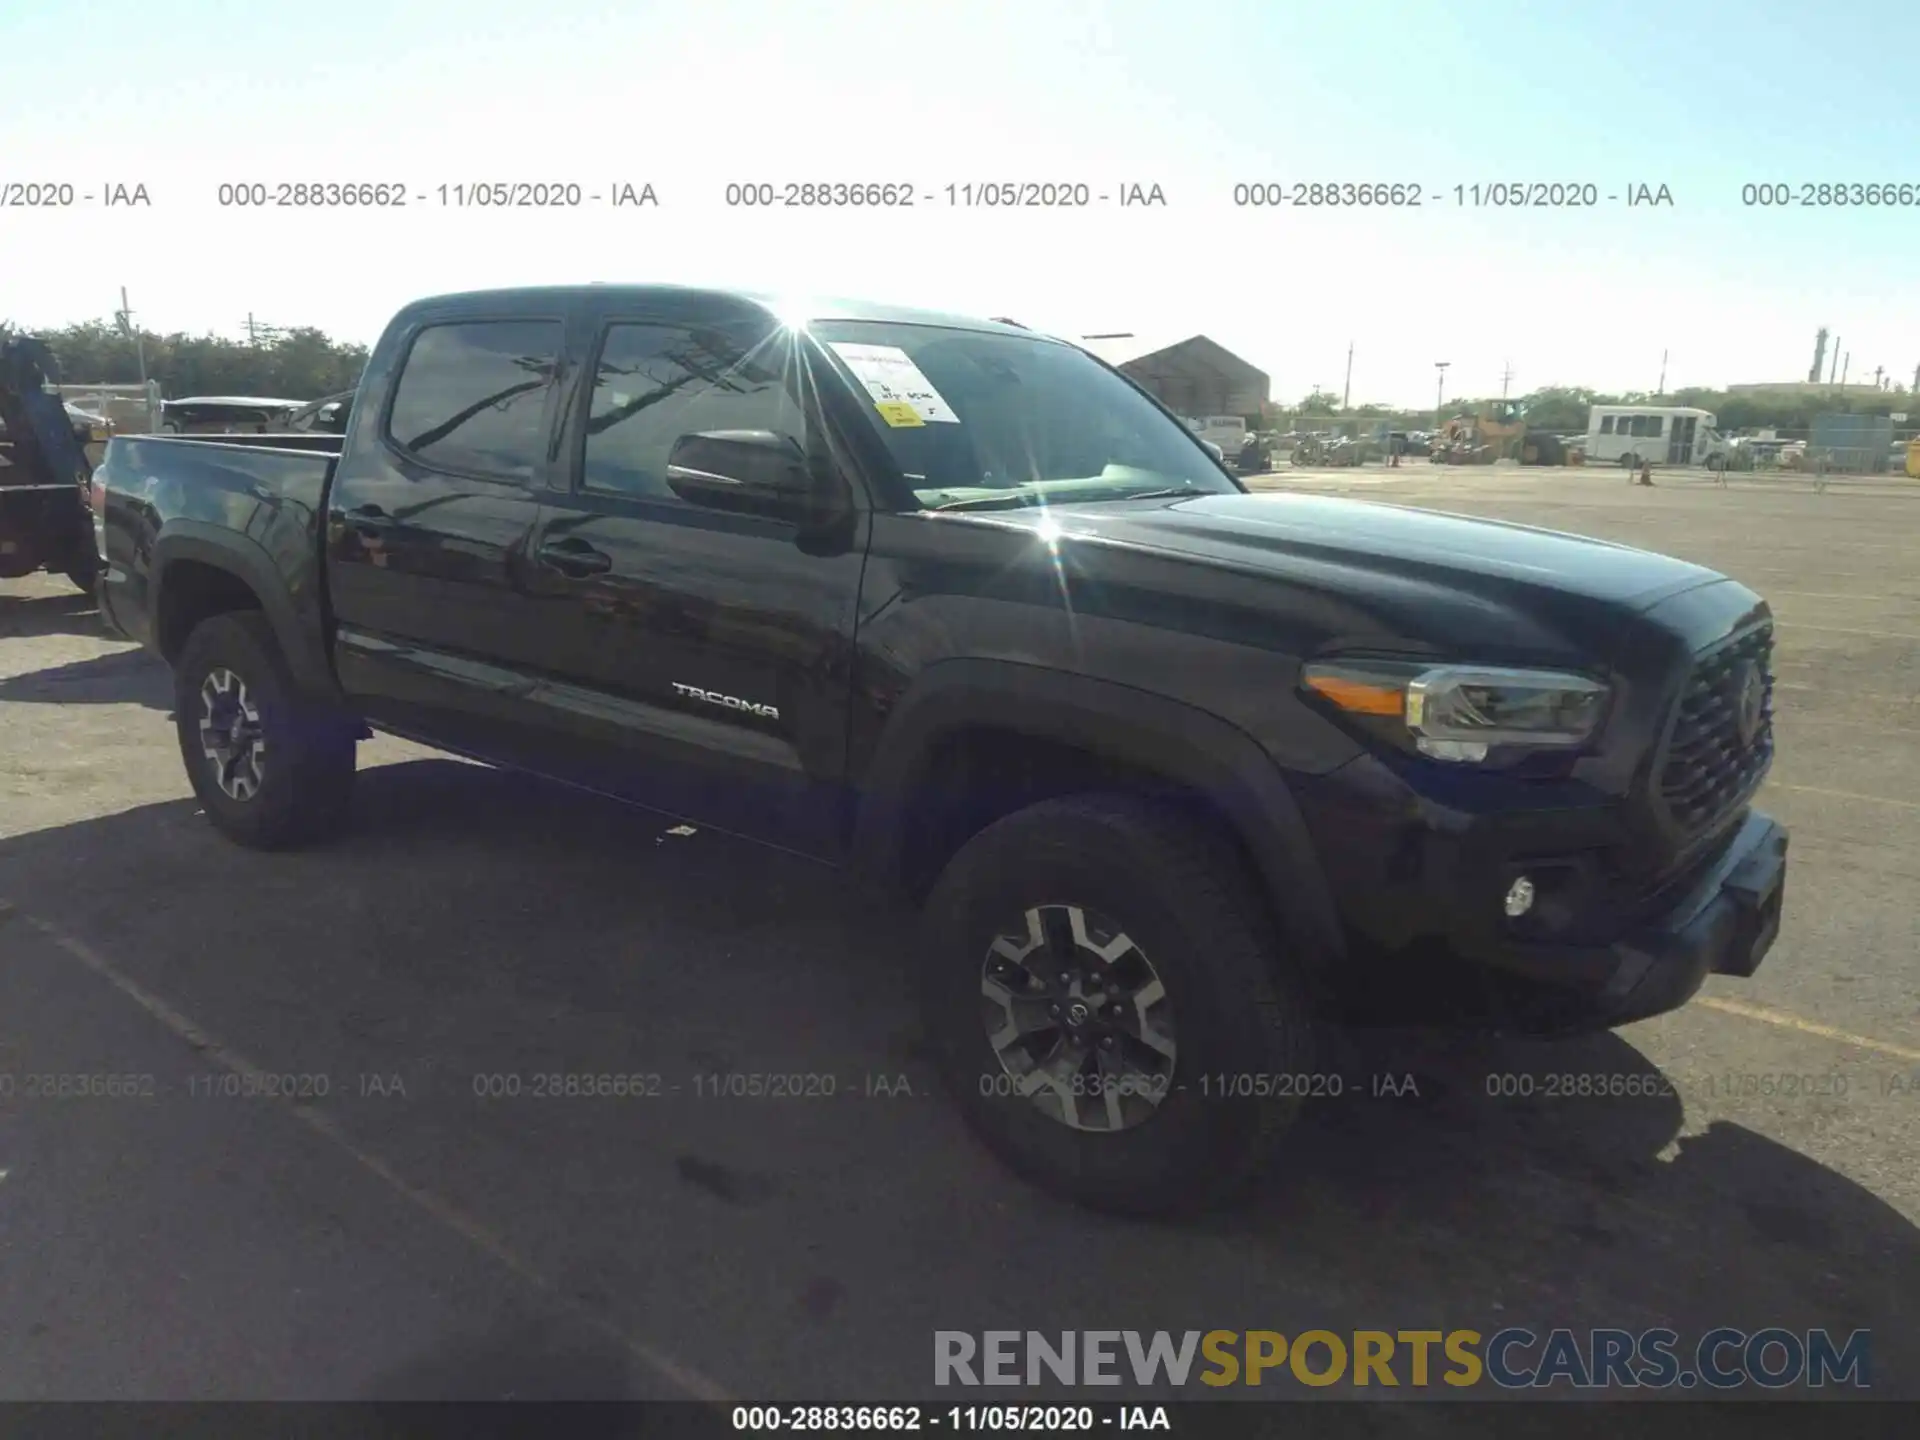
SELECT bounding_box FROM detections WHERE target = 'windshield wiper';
[927,484,1203,512]
[1099,487,1198,502]
[927,492,1045,512]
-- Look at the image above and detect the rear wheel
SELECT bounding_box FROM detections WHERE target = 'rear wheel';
[1618,452,1639,469]
[919,795,1316,1216]
[174,611,357,849]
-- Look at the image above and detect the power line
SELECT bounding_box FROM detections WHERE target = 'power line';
[245,313,289,345]
[114,286,149,388]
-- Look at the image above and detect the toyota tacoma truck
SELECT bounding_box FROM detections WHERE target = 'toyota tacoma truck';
[93,285,1788,1216]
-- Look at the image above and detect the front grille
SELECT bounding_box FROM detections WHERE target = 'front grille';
[1657,623,1775,832]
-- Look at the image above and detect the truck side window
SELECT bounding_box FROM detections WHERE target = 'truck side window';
[582,320,805,500]
[1599,416,1614,434]
[386,320,562,482]
[1645,415,1663,436]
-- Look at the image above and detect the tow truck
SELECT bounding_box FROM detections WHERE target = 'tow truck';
[0,329,103,592]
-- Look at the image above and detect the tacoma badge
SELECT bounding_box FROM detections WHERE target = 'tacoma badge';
[672,682,779,720]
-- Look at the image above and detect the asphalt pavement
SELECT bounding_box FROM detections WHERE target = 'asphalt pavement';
[2,464,1916,1403]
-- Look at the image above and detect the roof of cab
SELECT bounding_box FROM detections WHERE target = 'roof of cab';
[398,285,1060,342]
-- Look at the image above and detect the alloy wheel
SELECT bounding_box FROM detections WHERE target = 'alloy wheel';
[198,666,267,801]
[979,903,1178,1132]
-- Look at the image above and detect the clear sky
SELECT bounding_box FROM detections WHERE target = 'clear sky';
[3,0,1915,406]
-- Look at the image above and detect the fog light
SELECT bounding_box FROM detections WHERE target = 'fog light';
[1504,876,1536,918]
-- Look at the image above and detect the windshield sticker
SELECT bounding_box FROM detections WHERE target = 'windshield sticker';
[829,342,961,423]
[874,401,925,428]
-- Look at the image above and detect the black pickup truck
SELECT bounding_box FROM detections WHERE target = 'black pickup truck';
[93,285,1788,1215]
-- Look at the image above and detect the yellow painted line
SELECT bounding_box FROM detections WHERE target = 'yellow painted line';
[13,907,732,1404]
[1766,781,1920,811]
[1770,682,1920,703]
[1696,996,1920,1064]
[1775,622,1920,642]
[1767,590,1899,601]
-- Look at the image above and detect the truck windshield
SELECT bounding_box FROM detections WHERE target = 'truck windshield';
[807,320,1238,510]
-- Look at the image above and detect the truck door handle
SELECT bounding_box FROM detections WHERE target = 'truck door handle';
[537,538,612,575]
[345,503,390,535]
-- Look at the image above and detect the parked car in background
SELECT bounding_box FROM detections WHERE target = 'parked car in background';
[162,396,305,434]
[1184,414,1249,457]
[282,390,355,436]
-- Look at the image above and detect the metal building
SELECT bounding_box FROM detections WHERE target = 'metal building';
[1077,335,1270,419]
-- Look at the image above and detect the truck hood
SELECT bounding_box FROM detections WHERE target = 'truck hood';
[1041,491,1719,611]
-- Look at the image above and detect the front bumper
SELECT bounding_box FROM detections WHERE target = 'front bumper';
[1492,808,1788,1028]
[1295,755,1788,1034]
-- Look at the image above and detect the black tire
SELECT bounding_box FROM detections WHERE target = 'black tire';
[919,794,1316,1217]
[174,610,357,849]
[1618,452,1639,469]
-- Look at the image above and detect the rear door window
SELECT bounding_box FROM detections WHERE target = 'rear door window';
[386,320,563,482]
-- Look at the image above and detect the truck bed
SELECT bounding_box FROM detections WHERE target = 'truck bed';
[93,432,344,653]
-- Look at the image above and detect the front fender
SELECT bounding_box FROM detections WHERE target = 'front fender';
[850,658,1345,972]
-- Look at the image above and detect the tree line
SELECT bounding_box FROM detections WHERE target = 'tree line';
[16,313,1911,436]
[17,318,369,400]
[1277,383,1916,435]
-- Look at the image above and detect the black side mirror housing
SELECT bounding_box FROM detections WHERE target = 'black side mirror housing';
[665,429,844,531]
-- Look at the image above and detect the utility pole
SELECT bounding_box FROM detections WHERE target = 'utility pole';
[1656,350,1667,397]
[245,314,287,346]
[1830,339,1841,386]
[1840,353,1850,387]
[1434,361,1451,427]
[113,286,148,389]
[1912,361,1919,395]
[1342,342,1353,410]
[1500,361,1514,400]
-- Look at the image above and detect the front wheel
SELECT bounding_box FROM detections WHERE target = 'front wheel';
[919,795,1317,1216]
[174,610,358,849]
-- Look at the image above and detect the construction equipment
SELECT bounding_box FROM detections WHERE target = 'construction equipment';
[1430,402,1573,466]
[1292,433,1372,467]
[0,329,102,590]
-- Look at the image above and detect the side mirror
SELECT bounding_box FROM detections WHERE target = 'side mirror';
[666,429,821,524]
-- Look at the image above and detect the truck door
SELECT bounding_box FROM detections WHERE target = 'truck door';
[520,302,869,858]
[324,311,569,763]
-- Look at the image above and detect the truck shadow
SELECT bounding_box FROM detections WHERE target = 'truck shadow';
[0,587,105,641]
[1,756,1911,1397]
[0,648,172,709]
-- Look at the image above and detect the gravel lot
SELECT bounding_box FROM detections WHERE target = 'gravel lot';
[2,464,1916,1403]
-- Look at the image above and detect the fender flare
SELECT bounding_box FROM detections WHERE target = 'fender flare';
[151,522,342,702]
[849,658,1346,971]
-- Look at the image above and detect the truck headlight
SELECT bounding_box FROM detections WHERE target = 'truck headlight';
[1302,661,1610,763]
